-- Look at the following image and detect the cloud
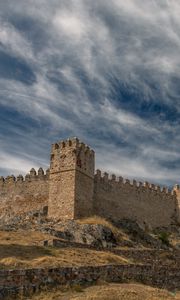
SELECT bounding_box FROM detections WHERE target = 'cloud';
[0,151,45,176]
[0,19,34,61]
[0,1,180,186]
[53,13,85,40]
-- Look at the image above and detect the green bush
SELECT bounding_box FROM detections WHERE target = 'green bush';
[158,232,170,246]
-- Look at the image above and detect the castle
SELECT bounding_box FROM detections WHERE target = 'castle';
[0,137,180,228]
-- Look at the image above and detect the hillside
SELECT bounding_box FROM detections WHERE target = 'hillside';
[0,211,180,299]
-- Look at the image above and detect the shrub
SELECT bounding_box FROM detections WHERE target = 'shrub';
[158,232,170,246]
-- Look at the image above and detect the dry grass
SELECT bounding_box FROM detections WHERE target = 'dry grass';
[0,229,51,246]
[0,247,128,269]
[0,230,129,269]
[29,283,180,300]
[169,232,180,249]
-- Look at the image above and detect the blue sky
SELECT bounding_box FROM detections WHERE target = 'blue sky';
[0,0,180,186]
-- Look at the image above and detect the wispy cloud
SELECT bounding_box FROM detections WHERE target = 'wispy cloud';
[0,0,180,186]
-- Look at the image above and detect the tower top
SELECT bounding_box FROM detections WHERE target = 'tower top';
[51,137,94,155]
[50,137,95,178]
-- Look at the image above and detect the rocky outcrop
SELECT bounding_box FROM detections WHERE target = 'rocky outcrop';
[115,219,166,248]
[43,220,117,249]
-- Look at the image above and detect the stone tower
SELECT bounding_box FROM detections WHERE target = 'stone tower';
[48,137,95,219]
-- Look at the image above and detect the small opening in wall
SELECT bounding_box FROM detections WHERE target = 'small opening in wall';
[77,159,82,168]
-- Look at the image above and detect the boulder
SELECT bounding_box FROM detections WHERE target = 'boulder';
[46,221,117,249]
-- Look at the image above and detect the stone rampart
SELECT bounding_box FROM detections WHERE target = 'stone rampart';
[0,137,180,227]
[0,264,180,298]
[0,168,49,221]
[93,170,178,228]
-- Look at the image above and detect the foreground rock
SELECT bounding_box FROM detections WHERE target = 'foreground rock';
[43,220,117,249]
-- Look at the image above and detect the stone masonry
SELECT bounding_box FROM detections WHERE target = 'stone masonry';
[0,137,180,228]
[0,264,180,298]
[48,138,94,219]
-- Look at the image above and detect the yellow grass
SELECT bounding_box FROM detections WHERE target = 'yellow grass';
[29,283,180,300]
[0,229,51,246]
[0,230,129,269]
[0,247,129,269]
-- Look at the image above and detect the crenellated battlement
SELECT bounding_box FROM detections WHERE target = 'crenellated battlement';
[94,169,173,197]
[50,137,94,178]
[51,138,94,155]
[0,168,49,221]
[0,168,50,189]
[93,167,179,227]
[0,137,179,228]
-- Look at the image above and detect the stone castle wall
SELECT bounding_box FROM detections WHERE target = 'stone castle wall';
[74,169,94,219]
[1,264,180,298]
[93,170,178,228]
[0,137,180,227]
[0,168,49,221]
